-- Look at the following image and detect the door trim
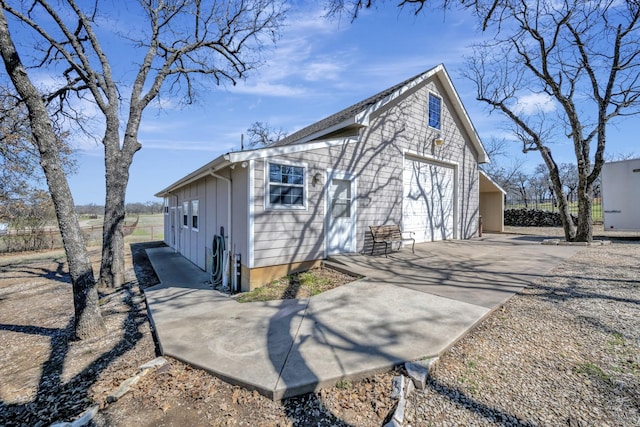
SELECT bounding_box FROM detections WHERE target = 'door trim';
[169,207,179,252]
[324,169,357,258]
[176,206,183,253]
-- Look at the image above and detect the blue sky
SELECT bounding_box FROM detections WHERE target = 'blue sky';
[51,2,638,204]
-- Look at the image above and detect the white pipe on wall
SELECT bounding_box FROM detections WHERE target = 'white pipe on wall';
[209,169,232,289]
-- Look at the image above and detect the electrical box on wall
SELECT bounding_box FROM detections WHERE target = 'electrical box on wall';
[602,158,640,231]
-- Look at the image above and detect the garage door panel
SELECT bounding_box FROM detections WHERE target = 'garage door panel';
[403,159,454,243]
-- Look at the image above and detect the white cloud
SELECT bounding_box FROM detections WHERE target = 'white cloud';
[513,93,557,115]
[231,81,307,97]
[225,6,351,97]
[304,60,344,82]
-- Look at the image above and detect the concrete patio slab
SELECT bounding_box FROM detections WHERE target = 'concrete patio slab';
[143,234,582,400]
[331,234,581,308]
[147,292,307,393]
[274,280,489,399]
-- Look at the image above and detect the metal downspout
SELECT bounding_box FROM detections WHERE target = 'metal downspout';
[209,169,232,267]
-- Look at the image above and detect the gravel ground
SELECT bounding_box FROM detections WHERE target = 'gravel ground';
[1,233,639,426]
[405,241,640,427]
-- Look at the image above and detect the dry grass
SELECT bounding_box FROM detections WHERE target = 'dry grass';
[235,266,358,303]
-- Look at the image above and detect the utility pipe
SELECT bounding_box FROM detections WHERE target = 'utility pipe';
[166,191,179,252]
[209,169,232,288]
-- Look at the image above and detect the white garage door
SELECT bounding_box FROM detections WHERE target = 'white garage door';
[403,157,455,243]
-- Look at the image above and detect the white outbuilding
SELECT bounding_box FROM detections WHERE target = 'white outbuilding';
[602,158,640,230]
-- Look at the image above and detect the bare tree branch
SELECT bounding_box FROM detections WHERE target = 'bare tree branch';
[1,0,286,289]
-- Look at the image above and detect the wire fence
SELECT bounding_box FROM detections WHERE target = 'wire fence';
[504,197,603,220]
[0,225,164,254]
[0,199,606,253]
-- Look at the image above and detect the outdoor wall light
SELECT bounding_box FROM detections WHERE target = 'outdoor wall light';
[434,135,444,146]
[312,172,323,186]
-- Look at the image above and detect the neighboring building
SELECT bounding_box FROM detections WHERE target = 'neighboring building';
[602,158,640,230]
[155,64,495,291]
[479,170,506,233]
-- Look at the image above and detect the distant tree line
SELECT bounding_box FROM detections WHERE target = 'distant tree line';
[1,198,162,230]
[486,161,594,210]
[482,139,636,211]
[75,202,164,216]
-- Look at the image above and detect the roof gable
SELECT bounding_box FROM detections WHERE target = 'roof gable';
[269,64,488,163]
[156,64,488,197]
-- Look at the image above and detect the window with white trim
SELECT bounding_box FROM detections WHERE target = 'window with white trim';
[182,201,188,228]
[191,200,199,230]
[267,162,306,209]
[164,197,169,214]
[428,93,442,130]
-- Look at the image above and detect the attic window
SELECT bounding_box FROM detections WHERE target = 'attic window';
[266,162,306,209]
[428,93,442,130]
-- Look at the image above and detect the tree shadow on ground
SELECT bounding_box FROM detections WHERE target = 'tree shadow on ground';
[424,376,538,426]
[0,243,157,426]
[0,256,70,284]
[272,279,356,427]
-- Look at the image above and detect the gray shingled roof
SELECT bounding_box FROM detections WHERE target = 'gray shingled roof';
[271,67,435,147]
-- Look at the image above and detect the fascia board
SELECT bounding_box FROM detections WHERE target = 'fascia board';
[436,67,489,164]
[154,156,230,197]
[356,67,440,123]
[226,136,359,163]
[479,169,507,194]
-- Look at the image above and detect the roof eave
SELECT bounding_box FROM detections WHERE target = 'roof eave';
[479,170,507,194]
[154,155,231,197]
[435,66,489,164]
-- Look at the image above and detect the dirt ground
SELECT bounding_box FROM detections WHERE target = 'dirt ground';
[0,242,396,426]
[1,230,639,426]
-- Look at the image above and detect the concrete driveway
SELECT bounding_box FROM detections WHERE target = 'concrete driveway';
[143,234,581,400]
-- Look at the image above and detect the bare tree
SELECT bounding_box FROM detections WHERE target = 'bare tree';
[326,0,640,242]
[559,163,578,204]
[532,163,554,209]
[464,0,640,241]
[325,0,429,20]
[512,171,530,208]
[246,121,287,148]
[0,8,106,338]
[0,87,75,218]
[1,0,285,288]
[480,137,525,192]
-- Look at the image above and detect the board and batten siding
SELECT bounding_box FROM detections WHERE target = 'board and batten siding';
[230,165,249,262]
[163,174,232,272]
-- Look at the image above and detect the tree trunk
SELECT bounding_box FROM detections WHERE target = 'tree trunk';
[574,174,594,242]
[555,186,575,241]
[539,147,576,241]
[98,129,138,288]
[0,8,106,339]
[99,181,126,288]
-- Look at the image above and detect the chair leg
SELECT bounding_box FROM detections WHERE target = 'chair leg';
[371,242,375,256]
[384,242,388,257]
